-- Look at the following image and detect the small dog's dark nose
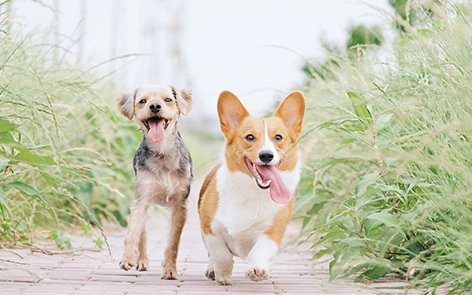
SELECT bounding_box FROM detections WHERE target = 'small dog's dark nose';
[259,151,274,163]
[149,103,161,114]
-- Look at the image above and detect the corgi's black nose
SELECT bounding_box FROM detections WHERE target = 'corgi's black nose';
[150,103,161,114]
[259,151,274,163]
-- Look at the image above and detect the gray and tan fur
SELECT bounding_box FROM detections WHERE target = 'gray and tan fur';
[117,84,193,280]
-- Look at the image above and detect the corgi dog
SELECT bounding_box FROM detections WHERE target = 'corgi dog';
[198,90,305,285]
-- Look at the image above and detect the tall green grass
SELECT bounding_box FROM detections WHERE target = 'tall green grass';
[297,2,472,293]
[0,13,139,249]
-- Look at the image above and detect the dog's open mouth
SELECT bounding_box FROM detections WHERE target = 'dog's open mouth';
[244,157,292,204]
[143,117,170,143]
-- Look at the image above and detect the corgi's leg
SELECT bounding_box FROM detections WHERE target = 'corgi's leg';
[203,234,234,285]
[246,235,278,282]
[204,250,215,280]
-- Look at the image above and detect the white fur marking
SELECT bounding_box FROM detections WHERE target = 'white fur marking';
[247,235,278,270]
[211,158,300,259]
[260,120,280,165]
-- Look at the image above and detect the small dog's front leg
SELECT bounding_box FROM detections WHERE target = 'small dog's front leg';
[161,204,187,280]
[119,200,149,271]
[246,235,278,282]
[136,230,149,271]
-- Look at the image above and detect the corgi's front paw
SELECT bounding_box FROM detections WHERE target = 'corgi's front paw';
[215,272,233,285]
[246,266,269,282]
[205,268,215,280]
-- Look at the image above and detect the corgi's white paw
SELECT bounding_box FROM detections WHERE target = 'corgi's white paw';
[205,268,215,280]
[246,266,269,282]
[215,272,233,285]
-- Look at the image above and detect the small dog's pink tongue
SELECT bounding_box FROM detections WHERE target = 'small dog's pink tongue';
[257,165,292,204]
[148,120,165,142]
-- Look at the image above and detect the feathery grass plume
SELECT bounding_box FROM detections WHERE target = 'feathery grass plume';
[297,1,472,293]
[0,4,139,249]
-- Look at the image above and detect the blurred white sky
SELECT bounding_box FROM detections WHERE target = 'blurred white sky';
[11,0,393,121]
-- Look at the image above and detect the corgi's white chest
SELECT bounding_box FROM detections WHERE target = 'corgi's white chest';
[212,163,300,237]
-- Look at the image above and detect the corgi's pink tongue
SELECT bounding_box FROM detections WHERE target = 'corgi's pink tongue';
[148,120,165,142]
[257,165,292,204]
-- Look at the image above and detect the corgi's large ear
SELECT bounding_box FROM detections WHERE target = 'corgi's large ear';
[274,91,305,138]
[217,90,250,136]
[171,86,193,116]
[117,89,138,120]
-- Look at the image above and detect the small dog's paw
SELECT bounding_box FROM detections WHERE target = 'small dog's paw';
[136,257,149,271]
[119,249,139,271]
[215,272,233,285]
[119,259,136,271]
[161,259,178,280]
[246,266,269,282]
[205,268,215,280]
[161,266,178,280]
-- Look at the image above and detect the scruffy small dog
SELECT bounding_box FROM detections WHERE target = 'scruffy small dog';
[117,84,193,280]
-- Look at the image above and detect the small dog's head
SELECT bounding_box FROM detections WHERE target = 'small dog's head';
[217,90,305,204]
[117,85,192,143]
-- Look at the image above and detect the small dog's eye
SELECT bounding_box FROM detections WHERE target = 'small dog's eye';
[274,134,283,141]
[139,99,146,104]
[245,134,255,142]
[165,98,172,103]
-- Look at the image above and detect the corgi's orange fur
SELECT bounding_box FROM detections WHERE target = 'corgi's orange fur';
[198,90,305,285]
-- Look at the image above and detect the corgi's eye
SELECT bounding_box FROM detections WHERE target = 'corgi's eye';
[274,134,283,141]
[165,98,172,103]
[245,134,255,142]
[139,99,146,104]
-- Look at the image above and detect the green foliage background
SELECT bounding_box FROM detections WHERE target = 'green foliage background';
[296,1,472,293]
[0,19,140,248]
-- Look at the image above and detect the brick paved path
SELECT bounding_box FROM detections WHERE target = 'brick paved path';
[0,182,419,295]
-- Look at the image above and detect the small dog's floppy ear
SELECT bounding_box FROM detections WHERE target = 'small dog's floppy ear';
[117,89,137,120]
[217,90,250,136]
[171,86,193,116]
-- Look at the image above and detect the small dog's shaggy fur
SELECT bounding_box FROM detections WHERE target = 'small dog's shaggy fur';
[117,84,193,280]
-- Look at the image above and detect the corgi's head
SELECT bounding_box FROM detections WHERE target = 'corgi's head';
[217,90,305,204]
[117,84,192,144]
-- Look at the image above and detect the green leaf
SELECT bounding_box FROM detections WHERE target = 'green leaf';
[15,221,28,232]
[375,113,393,130]
[14,151,54,166]
[38,171,58,187]
[0,159,9,172]
[0,188,12,219]
[312,248,333,260]
[0,137,55,167]
[347,92,372,125]
[94,238,104,250]
[366,211,403,232]
[48,230,72,250]
[416,28,434,37]
[2,181,39,196]
[80,220,91,234]
[356,172,380,196]
[363,218,383,236]
[0,117,18,133]
[355,266,390,282]
[2,182,57,223]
